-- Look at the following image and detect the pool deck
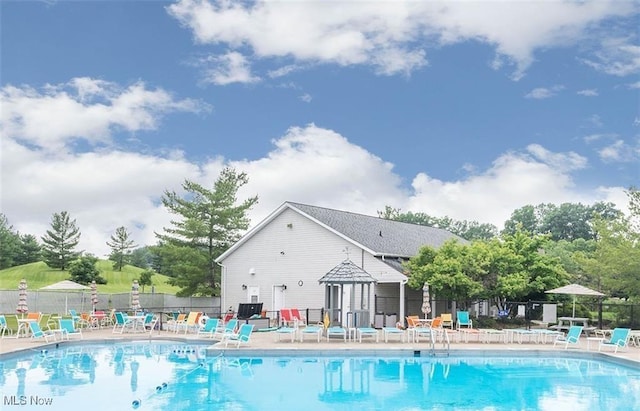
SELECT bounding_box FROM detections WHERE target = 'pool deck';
[1,327,639,365]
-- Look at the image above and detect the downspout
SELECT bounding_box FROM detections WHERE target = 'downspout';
[216,261,226,317]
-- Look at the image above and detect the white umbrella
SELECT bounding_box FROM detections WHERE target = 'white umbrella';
[41,280,90,314]
[90,280,98,312]
[421,282,432,319]
[545,283,604,317]
[17,279,28,316]
[131,280,141,312]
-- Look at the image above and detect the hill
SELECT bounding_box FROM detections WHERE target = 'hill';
[0,261,180,294]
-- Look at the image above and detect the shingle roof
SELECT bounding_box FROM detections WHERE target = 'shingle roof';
[288,202,465,258]
[318,259,378,284]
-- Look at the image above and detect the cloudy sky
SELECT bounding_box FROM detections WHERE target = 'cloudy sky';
[1,0,638,257]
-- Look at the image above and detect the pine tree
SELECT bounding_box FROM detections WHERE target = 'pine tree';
[106,226,137,271]
[41,211,81,270]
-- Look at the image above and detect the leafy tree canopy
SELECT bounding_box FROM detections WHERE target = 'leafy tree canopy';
[107,226,137,271]
[69,254,107,285]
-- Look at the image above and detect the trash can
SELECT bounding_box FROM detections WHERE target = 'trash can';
[374,313,385,328]
[385,313,397,327]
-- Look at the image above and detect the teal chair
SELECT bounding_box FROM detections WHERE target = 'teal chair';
[213,318,239,340]
[456,311,473,329]
[599,328,631,353]
[197,318,220,338]
[59,318,83,340]
[554,325,583,349]
[223,324,255,348]
[28,321,57,343]
[0,315,12,338]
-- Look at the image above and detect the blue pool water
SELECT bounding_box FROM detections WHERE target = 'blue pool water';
[1,342,639,411]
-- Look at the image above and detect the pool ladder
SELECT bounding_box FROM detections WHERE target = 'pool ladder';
[427,329,450,357]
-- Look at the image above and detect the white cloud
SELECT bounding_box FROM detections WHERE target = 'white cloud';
[200,51,261,85]
[299,93,312,103]
[167,0,636,80]
[0,78,208,152]
[2,122,630,256]
[628,81,640,89]
[577,89,599,96]
[598,139,639,162]
[582,37,640,76]
[525,85,564,99]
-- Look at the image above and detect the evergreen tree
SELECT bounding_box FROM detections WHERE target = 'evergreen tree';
[68,254,106,284]
[41,211,81,270]
[155,167,258,296]
[0,214,20,269]
[106,226,137,271]
[15,234,41,265]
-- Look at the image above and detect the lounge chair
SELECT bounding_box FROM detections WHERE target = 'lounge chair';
[326,326,347,342]
[59,318,83,340]
[299,325,323,342]
[290,308,307,327]
[213,318,239,340]
[456,311,473,329]
[28,321,57,343]
[383,326,405,343]
[280,309,295,327]
[113,312,135,334]
[0,314,12,338]
[356,327,379,343]
[554,325,583,349]
[178,312,202,334]
[599,328,631,353]
[275,326,297,342]
[197,318,220,338]
[441,313,454,329]
[222,323,254,348]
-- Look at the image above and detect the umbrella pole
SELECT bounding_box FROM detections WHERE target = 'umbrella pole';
[572,296,576,318]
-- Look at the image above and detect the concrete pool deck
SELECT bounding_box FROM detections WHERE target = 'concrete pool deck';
[1,326,639,365]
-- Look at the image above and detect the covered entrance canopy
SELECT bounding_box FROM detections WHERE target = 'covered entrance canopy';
[318,259,377,328]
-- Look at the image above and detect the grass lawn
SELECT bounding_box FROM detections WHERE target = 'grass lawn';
[0,261,180,294]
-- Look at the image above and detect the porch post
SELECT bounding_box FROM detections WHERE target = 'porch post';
[399,281,406,326]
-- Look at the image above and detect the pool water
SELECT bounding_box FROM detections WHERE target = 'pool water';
[1,342,639,410]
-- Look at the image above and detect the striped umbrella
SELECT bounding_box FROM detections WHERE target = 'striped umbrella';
[16,279,28,315]
[90,280,98,312]
[421,282,432,319]
[131,280,141,312]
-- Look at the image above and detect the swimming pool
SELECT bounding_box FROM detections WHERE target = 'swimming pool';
[1,342,639,410]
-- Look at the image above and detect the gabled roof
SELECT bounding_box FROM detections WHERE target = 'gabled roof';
[216,201,465,262]
[318,259,377,284]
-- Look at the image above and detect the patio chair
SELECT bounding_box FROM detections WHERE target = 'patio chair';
[197,318,220,338]
[59,318,83,340]
[456,311,473,329]
[290,308,307,327]
[167,313,186,332]
[383,325,405,343]
[177,312,202,334]
[441,313,454,329]
[554,325,583,349]
[299,325,323,342]
[213,318,239,340]
[326,326,347,342]
[28,321,57,343]
[280,308,295,327]
[0,314,13,338]
[275,326,297,342]
[356,327,379,343]
[113,311,135,334]
[599,328,631,353]
[222,323,255,348]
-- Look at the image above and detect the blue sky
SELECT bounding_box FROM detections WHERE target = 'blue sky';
[1,0,639,256]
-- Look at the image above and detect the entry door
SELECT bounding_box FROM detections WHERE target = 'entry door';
[273,285,286,312]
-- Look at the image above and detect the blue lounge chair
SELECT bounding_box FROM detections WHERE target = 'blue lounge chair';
[223,323,254,348]
[383,326,405,343]
[599,328,631,353]
[213,318,239,340]
[554,325,583,349]
[59,318,83,340]
[275,326,297,342]
[0,314,12,338]
[299,325,323,342]
[197,318,220,338]
[28,321,57,343]
[326,326,347,342]
[356,327,379,343]
[456,311,473,329]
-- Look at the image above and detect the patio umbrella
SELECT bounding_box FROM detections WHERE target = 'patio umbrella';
[131,280,141,311]
[40,280,90,314]
[90,280,98,312]
[16,279,28,316]
[421,282,432,319]
[545,283,604,317]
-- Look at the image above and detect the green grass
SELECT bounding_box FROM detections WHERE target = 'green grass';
[0,261,180,294]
